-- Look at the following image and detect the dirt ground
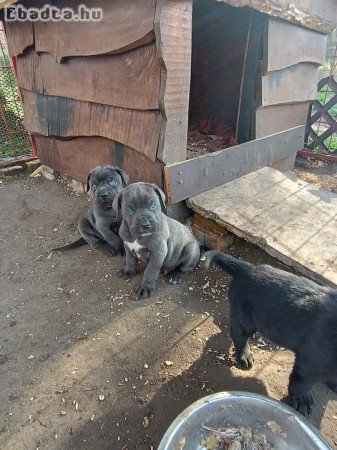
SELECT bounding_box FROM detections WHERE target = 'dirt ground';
[0,174,337,450]
[294,158,337,194]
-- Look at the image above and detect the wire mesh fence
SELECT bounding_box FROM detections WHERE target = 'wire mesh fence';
[0,23,32,161]
[305,32,337,154]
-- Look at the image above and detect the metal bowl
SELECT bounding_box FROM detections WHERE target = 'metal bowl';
[158,391,330,450]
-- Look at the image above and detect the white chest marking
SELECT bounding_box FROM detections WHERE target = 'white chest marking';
[125,240,145,256]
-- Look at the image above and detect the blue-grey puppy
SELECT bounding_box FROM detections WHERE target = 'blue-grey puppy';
[53,165,129,256]
[113,182,200,298]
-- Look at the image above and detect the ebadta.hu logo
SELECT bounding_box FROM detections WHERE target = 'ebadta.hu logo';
[4,4,103,22]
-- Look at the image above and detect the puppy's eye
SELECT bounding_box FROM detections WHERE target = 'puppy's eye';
[110,180,118,187]
[91,183,97,189]
[149,201,157,211]
[126,207,133,215]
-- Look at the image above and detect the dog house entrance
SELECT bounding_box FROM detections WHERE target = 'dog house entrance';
[187,0,265,159]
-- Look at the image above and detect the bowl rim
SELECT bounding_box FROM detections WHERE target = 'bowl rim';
[158,391,331,450]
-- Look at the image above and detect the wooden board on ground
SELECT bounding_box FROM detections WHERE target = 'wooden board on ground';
[216,0,337,34]
[265,19,327,72]
[34,135,164,187]
[4,20,34,56]
[23,90,161,161]
[34,0,156,61]
[188,166,337,287]
[261,63,319,106]
[154,0,193,164]
[164,126,305,203]
[16,44,160,110]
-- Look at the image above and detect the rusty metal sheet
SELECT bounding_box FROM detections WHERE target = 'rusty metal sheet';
[164,126,305,204]
[34,0,156,61]
[34,135,163,187]
[16,43,160,110]
[23,90,162,161]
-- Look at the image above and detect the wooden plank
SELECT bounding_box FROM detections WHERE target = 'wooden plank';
[23,90,161,161]
[261,63,319,106]
[4,20,33,56]
[154,0,193,164]
[188,1,253,137]
[236,12,265,143]
[187,166,337,287]
[216,0,337,34]
[265,19,327,73]
[16,44,160,110]
[164,126,305,203]
[34,0,156,62]
[34,135,164,187]
[256,102,310,138]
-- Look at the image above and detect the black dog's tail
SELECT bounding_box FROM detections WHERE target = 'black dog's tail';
[201,250,252,276]
[52,237,87,252]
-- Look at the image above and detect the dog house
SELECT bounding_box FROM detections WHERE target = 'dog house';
[2,0,337,204]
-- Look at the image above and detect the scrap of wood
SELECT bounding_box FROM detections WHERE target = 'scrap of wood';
[23,90,161,161]
[16,44,160,110]
[34,0,156,61]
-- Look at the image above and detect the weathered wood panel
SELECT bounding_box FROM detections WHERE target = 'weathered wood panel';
[34,135,164,187]
[164,126,305,203]
[188,166,337,286]
[23,90,162,161]
[216,0,337,34]
[155,0,193,164]
[256,102,310,138]
[16,44,160,110]
[261,63,319,106]
[189,1,253,138]
[265,19,327,73]
[34,0,156,61]
[4,20,34,56]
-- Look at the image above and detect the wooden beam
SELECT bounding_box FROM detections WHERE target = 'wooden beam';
[265,19,327,73]
[154,0,193,164]
[164,126,305,203]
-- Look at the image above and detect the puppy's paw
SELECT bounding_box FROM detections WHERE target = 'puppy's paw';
[117,267,137,279]
[238,349,254,369]
[168,269,185,285]
[326,379,337,393]
[289,392,315,417]
[97,243,117,257]
[136,281,156,299]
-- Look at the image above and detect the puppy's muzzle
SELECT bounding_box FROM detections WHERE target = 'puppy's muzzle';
[136,215,156,234]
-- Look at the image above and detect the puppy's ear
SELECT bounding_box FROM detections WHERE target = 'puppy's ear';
[86,169,94,193]
[152,184,166,213]
[115,168,129,187]
[112,191,123,220]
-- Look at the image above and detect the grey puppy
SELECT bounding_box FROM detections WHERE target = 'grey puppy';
[53,165,129,256]
[113,182,200,298]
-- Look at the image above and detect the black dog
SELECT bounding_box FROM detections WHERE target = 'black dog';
[202,250,337,416]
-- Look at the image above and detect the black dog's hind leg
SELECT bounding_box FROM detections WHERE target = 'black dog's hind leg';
[230,322,254,369]
[288,358,316,416]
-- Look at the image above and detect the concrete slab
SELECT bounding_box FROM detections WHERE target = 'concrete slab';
[188,167,337,287]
